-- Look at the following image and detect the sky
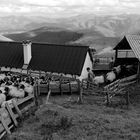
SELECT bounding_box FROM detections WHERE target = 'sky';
[0,0,140,17]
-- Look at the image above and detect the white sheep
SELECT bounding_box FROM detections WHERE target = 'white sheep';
[106,71,116,82]
[113,65,121,74]
[93,75,105,85]
[24,84,33,95]
[8,85,25,98]
[14,88,25,98]
[20,81,33,94]
[0,74,6,80]
[8,85,18,97]
[0,93,6,107]
[1,99,13,108]
[0,87,5,93]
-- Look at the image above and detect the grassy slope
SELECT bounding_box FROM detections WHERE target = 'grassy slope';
[4,85,140,140]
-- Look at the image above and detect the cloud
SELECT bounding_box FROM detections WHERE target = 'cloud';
[0,5,12,13]
[97,0,119,6]
[0,0,140,16]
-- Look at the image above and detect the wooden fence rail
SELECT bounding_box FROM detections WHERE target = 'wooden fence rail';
[104,74,138,105]
[0,93,35,139]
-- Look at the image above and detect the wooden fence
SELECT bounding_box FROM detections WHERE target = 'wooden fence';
[38,77,80,95]
[104,74,138,105]
[0,93,35,139]
[81,74,138,106]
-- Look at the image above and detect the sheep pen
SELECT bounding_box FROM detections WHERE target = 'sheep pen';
[3,83,140,140]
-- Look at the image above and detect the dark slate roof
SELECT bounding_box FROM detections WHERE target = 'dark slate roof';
[28,43,89,75]
[0,41,24,68]
[0,41,90,75]
[114,36,130,50]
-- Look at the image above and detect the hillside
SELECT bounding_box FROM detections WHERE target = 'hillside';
[4,27,83,44]
[5,91,140,140]
[2,14,140,52]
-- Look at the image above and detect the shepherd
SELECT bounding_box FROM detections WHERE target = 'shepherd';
[86,67,95,89]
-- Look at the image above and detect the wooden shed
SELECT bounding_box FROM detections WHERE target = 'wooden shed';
[113,35,140,74]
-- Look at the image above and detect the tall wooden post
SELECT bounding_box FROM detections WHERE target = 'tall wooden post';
[69,79,72,94]
[137,61,140,82]
[77,79,83,103]
[106,92,110,106]
[125,90,130,109]
[34,82,39,107]
[59,76,63,95]
[48,79,50,92]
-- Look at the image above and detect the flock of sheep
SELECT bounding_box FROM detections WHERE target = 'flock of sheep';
[0,72,34,108]
[0,64,136,108]
[93,65,135,86]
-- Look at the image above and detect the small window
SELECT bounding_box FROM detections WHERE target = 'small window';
[118,50,135,58]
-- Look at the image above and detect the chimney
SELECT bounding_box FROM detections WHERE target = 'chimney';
[22,40,32,65]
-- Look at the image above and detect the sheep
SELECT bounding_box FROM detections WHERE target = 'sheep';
[113,65,121,74]
[24,84,33,95]
[8,85,25,98]
[93,75,105,85]
[8,85,18,97]
[15,88,25,98]
[0,87,6,93]
[20,81,33,95]
[0,90,6,107]
[1,99,13,108]
[106,71,116,82]
[0,74,6,80]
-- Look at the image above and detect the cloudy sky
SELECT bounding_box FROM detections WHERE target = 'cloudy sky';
[0,0,140,17]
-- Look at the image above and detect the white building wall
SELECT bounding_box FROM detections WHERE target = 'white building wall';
[23,42,32,64]
[79,52,93,81]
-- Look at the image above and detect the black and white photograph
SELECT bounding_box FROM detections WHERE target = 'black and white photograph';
[0,0,140,140]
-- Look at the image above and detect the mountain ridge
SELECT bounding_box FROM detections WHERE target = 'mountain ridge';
[2,14,140,52]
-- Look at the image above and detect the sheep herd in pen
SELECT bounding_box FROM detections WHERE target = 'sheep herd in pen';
[0,72,34,108]
[0,64,136,108]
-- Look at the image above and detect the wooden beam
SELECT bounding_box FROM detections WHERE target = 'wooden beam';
[69,79,72,94]
[5,103,18,127]
[12,100,22,118]
[77,79,83,103]
[33,84,39,106]
[46,90,51,104]
[125,91,130,108]
[0,115,11,134]
[137,61,140,82]
[106,92,110,106]
[59,76,63,95]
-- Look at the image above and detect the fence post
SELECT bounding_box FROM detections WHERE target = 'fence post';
[126,90,130,108]
[46,90,51,104]
[34,82,39,107]
[69,79,72,94]
[0,115,11,134]
[77,79,83,103]
[59,77,63,95]
[37,81,40,96]
[5,103,18,127]
[106,92,110,106]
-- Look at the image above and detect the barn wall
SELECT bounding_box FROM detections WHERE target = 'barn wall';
[115,58,138,66]
[79,52,93,81]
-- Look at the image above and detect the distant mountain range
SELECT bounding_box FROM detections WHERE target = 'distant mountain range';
[4,26,83,44]
[2,14,140,52]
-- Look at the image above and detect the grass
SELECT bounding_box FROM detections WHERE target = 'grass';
[3,85,140,140]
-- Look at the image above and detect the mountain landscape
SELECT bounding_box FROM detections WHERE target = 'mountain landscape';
[1,14,140,53]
